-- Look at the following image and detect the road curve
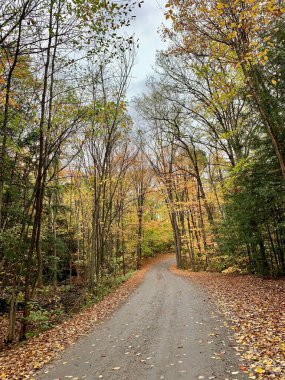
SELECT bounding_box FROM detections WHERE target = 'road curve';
[37,259,246,380]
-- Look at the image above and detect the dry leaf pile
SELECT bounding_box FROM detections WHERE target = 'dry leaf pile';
[170,265,285,380]
[0,254,171,380]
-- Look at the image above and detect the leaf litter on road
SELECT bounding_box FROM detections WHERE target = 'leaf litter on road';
[170,265,285,380]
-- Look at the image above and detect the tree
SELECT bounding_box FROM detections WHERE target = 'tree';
[164,0,285,178]
[0,0,145,342]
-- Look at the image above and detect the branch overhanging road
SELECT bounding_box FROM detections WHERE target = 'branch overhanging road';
[37,259,247,380]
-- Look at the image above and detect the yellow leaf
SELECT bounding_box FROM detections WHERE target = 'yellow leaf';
[255,367,265,374]
[272,79,277,86]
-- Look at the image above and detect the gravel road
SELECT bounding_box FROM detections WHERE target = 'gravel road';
[37,259,247,380]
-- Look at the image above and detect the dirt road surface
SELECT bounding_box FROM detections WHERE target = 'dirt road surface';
[37,259,247,380]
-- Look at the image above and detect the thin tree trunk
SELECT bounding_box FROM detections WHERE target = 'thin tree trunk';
[0,16,23,227]
[21,1,54,339]
[136,200,143,269]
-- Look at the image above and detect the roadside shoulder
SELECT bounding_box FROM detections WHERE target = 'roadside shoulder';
[169,264,285,380]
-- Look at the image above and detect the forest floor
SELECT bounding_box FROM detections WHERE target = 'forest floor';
[0,258,284,380]
[0,254,172,380]
[170,265,285,380]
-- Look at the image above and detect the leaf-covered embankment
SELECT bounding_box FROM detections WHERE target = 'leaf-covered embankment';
[0,255,172,380]
[170,265,285,380]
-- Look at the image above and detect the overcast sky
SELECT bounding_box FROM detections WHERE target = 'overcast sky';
[126,0,168,101]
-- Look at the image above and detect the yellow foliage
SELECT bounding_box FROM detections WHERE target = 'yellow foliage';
[164,0,281,68]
